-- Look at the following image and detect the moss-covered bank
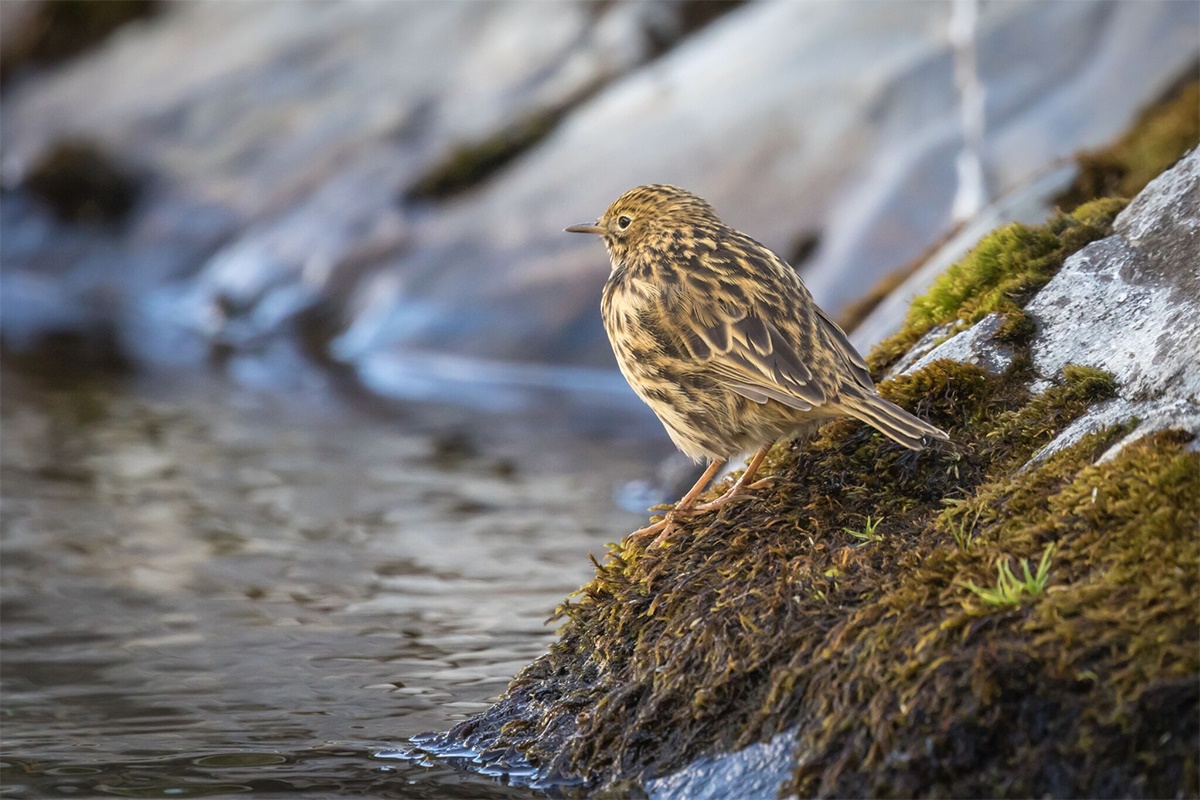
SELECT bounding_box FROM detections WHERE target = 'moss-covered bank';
[433,186,1198,795]
[450,395,1197,794]
[429,99,1200,797]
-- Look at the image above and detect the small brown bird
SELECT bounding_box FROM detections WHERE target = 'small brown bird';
[567,185,948,544]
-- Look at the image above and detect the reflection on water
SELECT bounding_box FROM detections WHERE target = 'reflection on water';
[0,367,666,798]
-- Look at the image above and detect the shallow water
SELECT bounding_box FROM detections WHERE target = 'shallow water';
[0,367,669,798]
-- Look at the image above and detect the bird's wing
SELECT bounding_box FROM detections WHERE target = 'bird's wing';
[679,301,828,410]
[813,305,874,389]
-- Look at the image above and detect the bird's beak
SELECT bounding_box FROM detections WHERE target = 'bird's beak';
[564,223,604,235]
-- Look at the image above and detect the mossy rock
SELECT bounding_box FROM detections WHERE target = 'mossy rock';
[1057,77,1200,212]
[437,344,1196,794]
[403,110,565,202]
[426,144,1198,795]
[425,72,1199,800]
[866,198,1127,375]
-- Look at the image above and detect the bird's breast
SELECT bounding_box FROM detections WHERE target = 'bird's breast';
[602,274,679,382]
[602,271,650,336]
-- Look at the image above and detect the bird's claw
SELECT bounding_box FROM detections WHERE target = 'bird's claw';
[628,501,705,547]
[694,491,757,514]
[627,516,671,543]
[628,483,766,548]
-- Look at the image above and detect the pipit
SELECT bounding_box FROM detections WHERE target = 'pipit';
[567,184,948,545]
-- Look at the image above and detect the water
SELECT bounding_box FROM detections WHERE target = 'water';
[0,366,668,798]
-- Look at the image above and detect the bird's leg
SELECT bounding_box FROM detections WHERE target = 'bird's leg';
[673,457,728,513]
[627,458,725,543]
[694,444,773,513]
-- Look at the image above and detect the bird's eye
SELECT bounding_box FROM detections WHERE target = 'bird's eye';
[617,215,632,230]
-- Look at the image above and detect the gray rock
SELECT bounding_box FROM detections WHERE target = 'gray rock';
[646,727,796,800]
[1026,396,1200,469]
[894,313,1015,378]
[1026,148,1200,464]
[1029,170,1200,402]
[886,322,958,376]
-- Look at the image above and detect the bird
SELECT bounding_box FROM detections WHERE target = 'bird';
[566,184,948,546]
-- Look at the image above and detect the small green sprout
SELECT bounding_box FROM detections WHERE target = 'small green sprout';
[948,506,983,552]
[950,518,975,552]
[844,516,884,545]
[963,543,1055,607]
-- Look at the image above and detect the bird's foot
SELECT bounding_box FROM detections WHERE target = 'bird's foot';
[693,481,761,513]
[624,458,730,549]
[688,445,774,514]
[628,481,768,548]
[627,516,671,544]
[627,502,704,548]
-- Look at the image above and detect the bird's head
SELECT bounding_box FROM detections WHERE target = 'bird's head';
[565,184,719,268]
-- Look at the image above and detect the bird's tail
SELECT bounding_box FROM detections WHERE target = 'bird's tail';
[838,387,949,451]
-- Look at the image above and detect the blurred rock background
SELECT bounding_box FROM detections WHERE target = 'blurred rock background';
[2,5,1196,795]
[1,0,1197,409]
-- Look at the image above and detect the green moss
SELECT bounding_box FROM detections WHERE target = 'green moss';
[782,428,1200,799]
[868,199,1126,374]
[982,364,1117,470]
[1057,78,1200,211]
[992,309,1034,346]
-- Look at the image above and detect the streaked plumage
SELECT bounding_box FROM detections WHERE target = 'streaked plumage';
[567,185,948,543]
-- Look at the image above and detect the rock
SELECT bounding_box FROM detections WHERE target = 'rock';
[893,312,1014,378]
[645,728,795,800]
[884,322,956,375]
[879,149,1199,467]
[0,0,698,370]
[1028,396,1200,470]
[1026,147,1200,464]
[1030,153,1199,400]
